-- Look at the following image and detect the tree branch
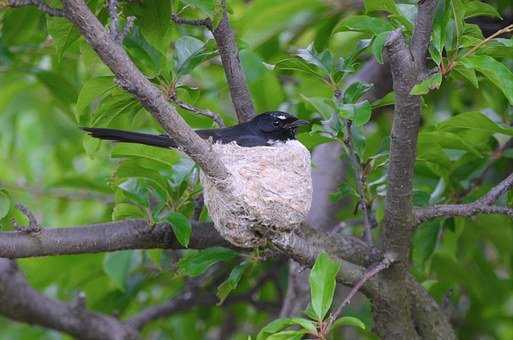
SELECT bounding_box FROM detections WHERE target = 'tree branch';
[411,0,437,71]
[12,203,41,233]
[0,259,138,340]
[342,119,373,244]
[476,172,513,205]
[171,14,212,30]
[4,0,65,17]
[0,220,230,258]
[60,0,229,181]
[171,1,256,123]
[415,204,513,225]
[171,96,225,127]
[329,253,397,324]
[376,1,437,338]
[414,172,513,225]
[107,0,134,44]
[127,272,277,330]
[210,0,255,123]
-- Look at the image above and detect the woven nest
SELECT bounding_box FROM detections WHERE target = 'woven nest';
[200,140,312,248]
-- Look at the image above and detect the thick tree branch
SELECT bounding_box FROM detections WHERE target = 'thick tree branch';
[0,259,138,340]
[411,0,437,71]
[4,0,65,17]
[415,172,513,224]
[171,1,256,123]
[0,220,230,258]
[382,28,419,264]
[376,1,437,339]
[60,0,229,180]
[210,0,256,123]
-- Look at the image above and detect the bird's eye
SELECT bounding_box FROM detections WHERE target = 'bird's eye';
[272,120,280,127]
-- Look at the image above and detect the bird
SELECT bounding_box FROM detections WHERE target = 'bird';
[82,111,309,148]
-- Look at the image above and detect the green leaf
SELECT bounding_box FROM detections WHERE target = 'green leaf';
[331,316,366,331]
[112,203,146,220]
[76,76,115,114]
[460,55,513,105]
[178,247,238,277]
[217,261,251,304]
[181,0,215,17]
[431,0,451,65]
[267,330,307,340]
[124,27,164,77]
[103,250,134,291]
[464,1,501,19]
[419,131,482,157]
[309,251,341,321]
[371,92,395,109]
[412,221,441,271]
[118,178,152,206]
[339,101,372,127]
[0,191,11,220]
[363,0,413,31]
[336,15,394,35]
[274,58,328,83]
[300,95,336,119]
[114,160,170,198]
[410,73,443,95]
[437,111,513,136]
[175,37,218,77]
[129,0,172,53]
[166,212,191,248]
[371,31,390,64]
[46,17,80,62]
[257,318,317,340]
[35,70,78,106]
[296,46,331,74]
[111,143,180,167]
[453,64,478,88]
[343,82,372,103]
[90,90,140,127]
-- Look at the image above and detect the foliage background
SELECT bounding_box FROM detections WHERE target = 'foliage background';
[0,0,513,338]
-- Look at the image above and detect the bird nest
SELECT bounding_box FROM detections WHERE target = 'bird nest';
[200,140,312,248]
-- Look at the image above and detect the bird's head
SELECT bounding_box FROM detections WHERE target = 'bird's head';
[253,111,309,142]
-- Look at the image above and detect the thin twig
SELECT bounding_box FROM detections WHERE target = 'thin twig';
[444,24,513,75]
[13,203,41,233]
[4,0,65,17]
[171,97,225,127]
[107,0,134,44]
[477,172,513,206]
[342,119,373,244]
[171,14,212,30]
[415,204,513,225]
[415,172,513,225]
[127,272,276,330]
[329,253,397,326]
[334,86,374,245]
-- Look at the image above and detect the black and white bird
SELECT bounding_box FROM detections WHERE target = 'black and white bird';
[82,111,309,148]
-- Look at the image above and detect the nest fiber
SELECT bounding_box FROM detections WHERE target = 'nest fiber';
[200,140,312,248]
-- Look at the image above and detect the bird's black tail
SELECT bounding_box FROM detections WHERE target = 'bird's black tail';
[82,127,175,148]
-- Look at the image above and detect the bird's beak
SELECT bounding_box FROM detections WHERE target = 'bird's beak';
[284,119,309,129]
